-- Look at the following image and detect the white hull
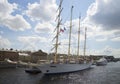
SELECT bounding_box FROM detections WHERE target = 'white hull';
[37,63,92,74]
[96,57,107,66]
[96,61,107,66]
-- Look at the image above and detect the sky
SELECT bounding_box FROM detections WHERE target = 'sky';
[0,0,120,58]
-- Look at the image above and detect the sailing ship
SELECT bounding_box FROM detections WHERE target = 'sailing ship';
[26,0,92,75]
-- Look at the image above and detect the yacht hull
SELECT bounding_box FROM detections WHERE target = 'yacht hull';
[96,57,107,66]
[37,63,92,75]
[96,61,107,66]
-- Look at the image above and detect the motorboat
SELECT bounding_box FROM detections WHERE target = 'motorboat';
[96,57,107,66]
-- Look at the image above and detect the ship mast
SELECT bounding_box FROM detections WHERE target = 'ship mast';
[68,6,74,61]
[54,0,63,63]
[77,15,81,59]
[83,27,87,58]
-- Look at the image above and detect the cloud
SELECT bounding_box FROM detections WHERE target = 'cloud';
[82,0,120,42]
[96,37,107,42]
[18,35,50,50]
[111,37,120,42]
[87,45,120,58]
[0,0,31,31]
[92,30,118,42]
[26,0,57,22]
[18,35,48,43]
[34,22,54,33]
[0,0,17,18]
[63,19,86,41]
[103,46,120,58]
[3,14,31,31]
[86,0,120,31]
[0,35,11,48]
[111,49,120,58]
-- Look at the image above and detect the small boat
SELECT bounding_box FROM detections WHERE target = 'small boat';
[96,57,107,66]
[25,67,41,74]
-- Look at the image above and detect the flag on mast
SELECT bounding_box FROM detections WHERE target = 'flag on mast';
[60,27,66,33]
[60,28,64,32]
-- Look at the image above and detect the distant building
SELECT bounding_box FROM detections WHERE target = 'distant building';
[18,52,30,62]
[31,50,47,63]
[0,50,19,61]
[90,55,115,62]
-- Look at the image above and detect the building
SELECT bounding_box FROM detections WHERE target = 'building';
[90,55,115,62]
[0,50,19,61]
[31,50,47,63]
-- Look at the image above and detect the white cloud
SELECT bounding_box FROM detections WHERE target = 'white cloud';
[111,37,120,42]
[92,30,118,42]
[87,46,120,58]
[0,0,31,31]
[64,19,80,34]
[63,19,86,42]
[96,37,107,42]
[0,35,11,48]
[83,0,120,41]
[0,0,17,18]
[18,35,50,50]
[86,0,120,31]
[25,0,58,44]
[35,22,54,33]
[103,46,120,58]
[112,49,120,58]
[3,14,31,31]
[18,35,48,43]
[26,0,57,22]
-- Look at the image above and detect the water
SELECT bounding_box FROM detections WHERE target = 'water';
[0,62,120,84]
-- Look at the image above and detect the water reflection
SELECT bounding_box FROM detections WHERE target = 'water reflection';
[39,63,120,84]
[39,68,93,84]
[0,62,120,84]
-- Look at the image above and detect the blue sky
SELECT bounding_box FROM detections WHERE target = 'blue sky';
[0,0,120,58]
